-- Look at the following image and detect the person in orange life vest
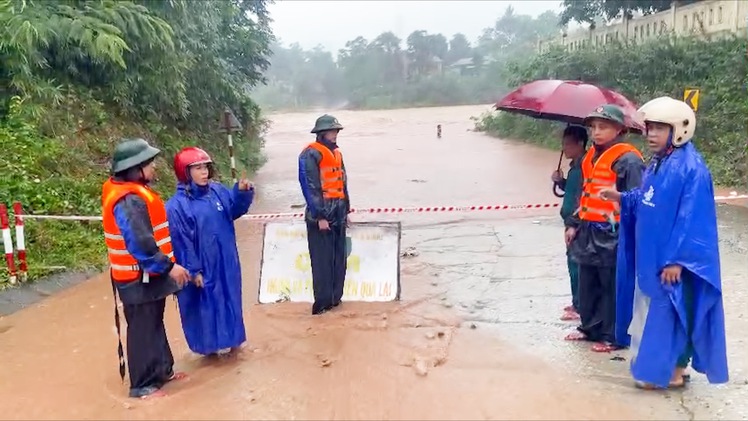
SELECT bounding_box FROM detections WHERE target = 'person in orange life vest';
[102,138,191,399]
[563,105,645,353]
[298,114,351,315]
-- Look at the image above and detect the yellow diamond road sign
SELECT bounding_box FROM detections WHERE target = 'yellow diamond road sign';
[684,88,700,112]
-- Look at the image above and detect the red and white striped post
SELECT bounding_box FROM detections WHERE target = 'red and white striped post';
[0,204,17,285]
[13,202,27,282]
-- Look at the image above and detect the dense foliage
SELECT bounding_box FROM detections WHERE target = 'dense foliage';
[559,0,702,26]
[252,7,560,111]
[475,34,748,187]
[0,0,273,284]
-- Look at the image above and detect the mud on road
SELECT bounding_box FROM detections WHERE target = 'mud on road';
[0,105,746,420]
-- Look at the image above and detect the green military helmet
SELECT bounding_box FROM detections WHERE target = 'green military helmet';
[311,114,344,134]
[111,138,162,174]
[584,104,627,127]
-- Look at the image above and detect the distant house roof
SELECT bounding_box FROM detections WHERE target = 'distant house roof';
[450,57,474,67]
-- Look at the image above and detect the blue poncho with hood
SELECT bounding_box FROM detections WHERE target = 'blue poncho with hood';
[166,179,253,355]
[616,140,728,387]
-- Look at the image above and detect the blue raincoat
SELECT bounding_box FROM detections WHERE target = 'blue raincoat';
[615,141,728,387]
[166,181,254,355]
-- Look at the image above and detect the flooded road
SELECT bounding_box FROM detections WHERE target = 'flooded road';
[0,104,746,420]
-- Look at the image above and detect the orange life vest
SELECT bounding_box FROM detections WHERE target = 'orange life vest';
[307,142,346,199]
[101,178,175,282]
[577,143,643,224]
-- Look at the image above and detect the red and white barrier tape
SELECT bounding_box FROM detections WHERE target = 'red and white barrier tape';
[12,193,748,222]
[1,193,746,282]
[242,202,561,220]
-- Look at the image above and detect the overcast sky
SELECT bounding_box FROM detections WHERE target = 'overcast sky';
[268,0,563,53]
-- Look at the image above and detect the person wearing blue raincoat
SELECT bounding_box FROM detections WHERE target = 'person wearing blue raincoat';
[600,97,728,389]
[166,146,254,357]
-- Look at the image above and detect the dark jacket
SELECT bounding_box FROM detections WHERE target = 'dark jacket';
[111,186,180,305]
[298,139,351,224]
[559,156,583,224]
[566,139,645,267]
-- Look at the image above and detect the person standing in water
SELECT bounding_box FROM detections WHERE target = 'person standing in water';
[551,125,588,321]
[600,96,728,389]
[166,147,254,357]
[298,114,351,315]
[564,105,645,353]
[102,138,191,399]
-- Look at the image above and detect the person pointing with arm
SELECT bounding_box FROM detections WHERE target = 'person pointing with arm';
[599,97,728,390]
[563,105,645,353]
[166,147,254,358]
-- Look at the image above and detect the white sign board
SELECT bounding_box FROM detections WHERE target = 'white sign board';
[258,221,401,304]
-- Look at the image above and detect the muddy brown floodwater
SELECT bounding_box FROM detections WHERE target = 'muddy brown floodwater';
[0,105,746,420]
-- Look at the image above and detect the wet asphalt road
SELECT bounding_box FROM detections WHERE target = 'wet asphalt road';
[0,104,745,420]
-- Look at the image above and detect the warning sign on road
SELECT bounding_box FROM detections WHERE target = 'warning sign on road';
[258,221,401,304]
[683,88,700,112]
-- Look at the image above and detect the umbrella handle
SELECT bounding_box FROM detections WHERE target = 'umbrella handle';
[553,183,565,198]
[553,149,565,198]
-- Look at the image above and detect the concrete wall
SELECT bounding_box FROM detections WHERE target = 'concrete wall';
[539,0,747,52]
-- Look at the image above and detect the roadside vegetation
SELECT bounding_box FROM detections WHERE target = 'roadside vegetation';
[475,34,747,187]
[0,0,272,284]
[252,6,559,111]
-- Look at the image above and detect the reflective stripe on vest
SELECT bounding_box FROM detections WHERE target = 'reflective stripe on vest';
[307,142,346,199]
[577,143,642,223]
[101,178,176,282]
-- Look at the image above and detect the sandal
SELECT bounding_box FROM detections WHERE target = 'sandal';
[139,389,168,400]
[590,342,620,353]
[166,371,188,382]
[560,311,580,321]
[563,305,575,312]
[564,331,588,341]
[635,380,686,390]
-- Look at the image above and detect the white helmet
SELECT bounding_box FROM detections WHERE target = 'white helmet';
[637,96,696,147]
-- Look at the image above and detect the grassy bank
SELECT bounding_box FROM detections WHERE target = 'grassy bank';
[0,1,273,286]
[475,35,748,187]
[0,93,266,285]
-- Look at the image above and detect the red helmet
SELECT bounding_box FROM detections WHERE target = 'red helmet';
[174,147,213,183]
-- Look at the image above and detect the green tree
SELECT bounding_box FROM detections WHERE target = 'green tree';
[0,0,174,111]
[447,33,473,64]
[559,0,702,26]
[478,6,560,58]
[1,0,274,282]
[254,6,560,111]
[369,32,406,85]
[406,30,448,79]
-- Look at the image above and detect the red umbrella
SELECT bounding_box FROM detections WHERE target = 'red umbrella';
[496,79,645,133]
[496,80,645,199]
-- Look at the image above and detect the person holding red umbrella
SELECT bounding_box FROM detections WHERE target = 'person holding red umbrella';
[551,125,588,321]
[563,104,645,353]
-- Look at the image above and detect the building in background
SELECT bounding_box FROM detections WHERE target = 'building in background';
[538,0,748,52]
